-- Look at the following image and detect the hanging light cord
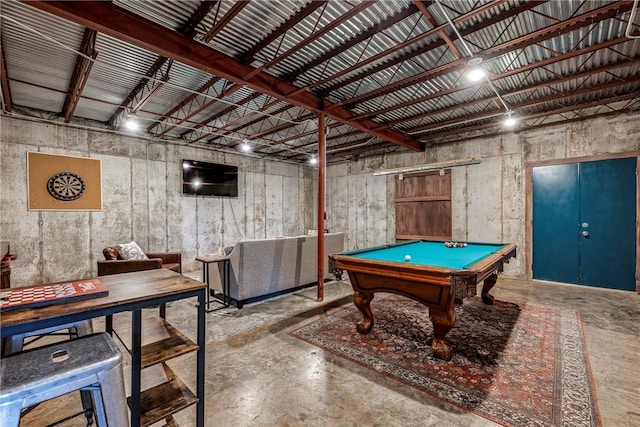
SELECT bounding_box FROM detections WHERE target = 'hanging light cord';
[434,0,512,114]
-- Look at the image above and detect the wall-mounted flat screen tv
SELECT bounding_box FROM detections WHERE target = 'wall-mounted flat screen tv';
[182,159,238,197]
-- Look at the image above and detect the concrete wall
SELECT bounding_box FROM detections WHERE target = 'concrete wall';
[326,112,640,280]
[3,111,638,286]
[0,116,315,286]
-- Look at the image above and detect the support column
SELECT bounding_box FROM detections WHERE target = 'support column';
[317,112,326,301]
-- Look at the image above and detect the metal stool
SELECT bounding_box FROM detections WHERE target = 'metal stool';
[1,320,96,425]
[2,320,94,355]
[0,332,129,427]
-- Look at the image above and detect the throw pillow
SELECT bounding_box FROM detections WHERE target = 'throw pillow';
[103,246,119,260]
[117,241,148,260]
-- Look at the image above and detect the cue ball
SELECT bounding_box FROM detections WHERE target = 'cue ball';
[404,255,411,262]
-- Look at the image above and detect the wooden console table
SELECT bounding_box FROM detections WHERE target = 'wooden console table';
[0,269,206,427]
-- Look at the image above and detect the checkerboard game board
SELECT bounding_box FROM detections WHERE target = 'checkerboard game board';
[0,278,108,312]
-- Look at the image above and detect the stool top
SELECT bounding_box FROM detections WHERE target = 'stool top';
[0,332,122,402]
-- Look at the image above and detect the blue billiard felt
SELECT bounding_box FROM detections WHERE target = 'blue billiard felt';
[346,241,506,270]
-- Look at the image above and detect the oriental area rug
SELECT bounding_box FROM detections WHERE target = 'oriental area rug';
[289,295,601,427]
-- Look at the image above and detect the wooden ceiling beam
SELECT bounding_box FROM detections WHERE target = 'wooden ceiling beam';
[23,0,421,151]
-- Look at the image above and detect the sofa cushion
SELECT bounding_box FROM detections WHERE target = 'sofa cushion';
[117,241,148,260]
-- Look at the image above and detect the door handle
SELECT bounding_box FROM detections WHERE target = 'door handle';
[581,230,590,237]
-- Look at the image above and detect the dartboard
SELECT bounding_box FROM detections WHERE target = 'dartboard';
[47,172,86,201]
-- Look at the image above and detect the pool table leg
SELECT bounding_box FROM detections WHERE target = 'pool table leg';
[353,291,374,334]
[429,305,456,360]
[481,273,498,305]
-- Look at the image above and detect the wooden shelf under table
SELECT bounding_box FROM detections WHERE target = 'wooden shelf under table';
[115,315,199,425]
[126,362,198,427]
[114,315,199,369]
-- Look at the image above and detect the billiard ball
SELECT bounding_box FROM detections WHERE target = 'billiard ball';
[404,255,411,262]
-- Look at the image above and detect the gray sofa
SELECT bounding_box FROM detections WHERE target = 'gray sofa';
[207,232,345,307]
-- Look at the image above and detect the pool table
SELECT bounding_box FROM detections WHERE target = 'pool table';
[329,240,517,360]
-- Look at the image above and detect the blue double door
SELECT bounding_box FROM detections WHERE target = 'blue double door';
[532,157,637,291]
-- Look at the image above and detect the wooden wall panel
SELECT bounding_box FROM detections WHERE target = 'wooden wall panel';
[395,170,451,241]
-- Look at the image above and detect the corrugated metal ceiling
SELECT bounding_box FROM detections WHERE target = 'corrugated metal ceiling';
[1,0,639,163]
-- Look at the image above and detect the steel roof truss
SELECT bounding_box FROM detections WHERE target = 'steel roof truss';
[181,91,262,139]
[241,1,328,64]
[283,4,419,82]
[148,76,219,133]
[152,76,229,137]
[263,1,376,70]
[1,33,13,112]
[111,59,172,130]
[375,36,631,120]
[22,0,421,150]
[315,0,512,94]
[198,102,290,145]
[340,2,632,111]
[419,91,638,141]
[110,0,218,129]
[408,73,640,135]
[202,0,250,43]
[62,28,97,123]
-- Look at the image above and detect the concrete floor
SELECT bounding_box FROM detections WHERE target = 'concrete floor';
[17,275,640,427]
